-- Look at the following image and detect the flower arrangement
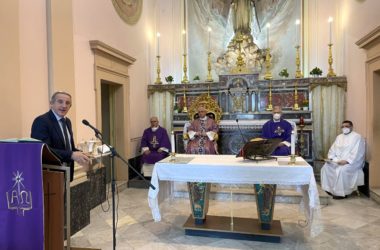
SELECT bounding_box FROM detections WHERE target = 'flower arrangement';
[279,68,289,78]
[309,67,323,77]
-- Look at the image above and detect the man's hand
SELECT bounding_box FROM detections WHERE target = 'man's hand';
[157,148,163,153]
[143,150,151,155]
[337,160,349,165]
[71,151,90,166]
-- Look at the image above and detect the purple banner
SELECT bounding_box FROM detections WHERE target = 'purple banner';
[0,143,44,250]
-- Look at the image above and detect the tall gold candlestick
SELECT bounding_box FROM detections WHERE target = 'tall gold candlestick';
[293,80,300,110]
[264,48,272,80]
[327,44,336,77]
[182,53,189,83]
[182,86,188,113]
[155,55,162,84]
[266,81,273,111]
[295,45,303,78]
[206,51,213,82]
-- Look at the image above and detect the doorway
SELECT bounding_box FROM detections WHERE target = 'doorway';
[101,80,117,182]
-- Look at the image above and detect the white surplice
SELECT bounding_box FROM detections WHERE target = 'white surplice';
[321,131,365,196]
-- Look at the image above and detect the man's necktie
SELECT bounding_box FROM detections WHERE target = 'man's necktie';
[60,118,71,150]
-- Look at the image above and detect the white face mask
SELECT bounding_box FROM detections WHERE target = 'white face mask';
[342,127,351,135]
[273,113,281,121]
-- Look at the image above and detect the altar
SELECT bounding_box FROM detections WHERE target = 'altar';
[148,154,321,242]
[148,75,347,164]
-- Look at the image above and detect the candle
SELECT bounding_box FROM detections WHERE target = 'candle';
[156,32,160,56]
[171,131,175,153]
[266,23,270,48]
[291,131,295,155]
[328,17,333,44]
[295,19,300,46]
[182,30,186,53]
[208,27,212,52]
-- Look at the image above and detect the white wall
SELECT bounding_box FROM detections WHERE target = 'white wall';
[305,0,380,137]
[340,0,380,137]
[72,0,157,154]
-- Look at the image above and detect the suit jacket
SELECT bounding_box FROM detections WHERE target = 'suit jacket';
[31,110,77,181]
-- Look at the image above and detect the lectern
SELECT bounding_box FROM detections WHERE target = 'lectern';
[0,142,71,250]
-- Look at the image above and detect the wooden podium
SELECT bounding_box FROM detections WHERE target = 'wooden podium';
[42,145,71,250]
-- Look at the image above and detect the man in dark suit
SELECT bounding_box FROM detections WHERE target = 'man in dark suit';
[31,91,89,181]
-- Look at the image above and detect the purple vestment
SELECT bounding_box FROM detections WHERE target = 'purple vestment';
[141,126,171,164]
[186,118,218,155]
[262,119,292,156]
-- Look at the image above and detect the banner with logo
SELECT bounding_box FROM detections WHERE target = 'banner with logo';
[0,142,44,250]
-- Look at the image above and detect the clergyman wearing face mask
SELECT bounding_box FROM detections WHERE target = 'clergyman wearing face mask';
[261,106,293,156]
[320,120,366,199]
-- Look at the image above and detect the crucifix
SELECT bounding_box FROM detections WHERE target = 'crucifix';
[150,136,160,148]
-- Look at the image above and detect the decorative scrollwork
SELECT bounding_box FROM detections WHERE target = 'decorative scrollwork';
[188,94,222,124]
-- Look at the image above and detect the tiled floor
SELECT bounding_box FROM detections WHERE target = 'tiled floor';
[71,187,380,250]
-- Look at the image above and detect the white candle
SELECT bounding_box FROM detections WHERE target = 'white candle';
[171,131,175,153]
[266,23,270,48]
[291,131,295,155]
[328,17,333,44]
[208,27,212,51]
[295,19,300,46]
[156,32,160,56]
[182,30,186,53]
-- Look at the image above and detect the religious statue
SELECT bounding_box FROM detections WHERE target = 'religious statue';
[231,0,255,37]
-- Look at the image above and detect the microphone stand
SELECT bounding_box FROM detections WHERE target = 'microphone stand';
[88,129,155,250]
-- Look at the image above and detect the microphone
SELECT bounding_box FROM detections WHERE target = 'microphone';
[236,119,247,143]
[82,119,101,135]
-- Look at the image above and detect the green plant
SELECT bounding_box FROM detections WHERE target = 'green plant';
[279,68,289,78]
[165,75,173,82]
[193,75,200,81]
[310,67,323,76]
[302,98,309,107]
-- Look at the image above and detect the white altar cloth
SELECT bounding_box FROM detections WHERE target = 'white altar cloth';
[148,154,322,236]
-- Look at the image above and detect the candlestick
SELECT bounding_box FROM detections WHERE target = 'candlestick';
[156,32,160,55]
[295,19,300,46]
[171,131,175,153]
[208,26,211,52]
[328,17,333,45]
[266,23,270,48]
[291,130,295,155]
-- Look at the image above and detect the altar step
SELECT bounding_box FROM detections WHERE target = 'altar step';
[172,183,330,206]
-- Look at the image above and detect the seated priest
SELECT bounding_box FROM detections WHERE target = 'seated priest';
[262,105,292,156]
[186,106,219,154]
[140,116,171,177]
[321,120,365,199]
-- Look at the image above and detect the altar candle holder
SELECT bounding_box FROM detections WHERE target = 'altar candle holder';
[182,86,188,113]
[266,81,273,111]
[182,53,189,83]
[170,131,176,162]
[205,51,214,82]
[293,80,300,111]
[288,154,296,165]
[327,44,336,77]
[155,55,162,84]
[299,116,305,157]
[288,131,296,165]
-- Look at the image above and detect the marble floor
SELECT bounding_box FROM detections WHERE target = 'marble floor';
[71,187,380,250]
